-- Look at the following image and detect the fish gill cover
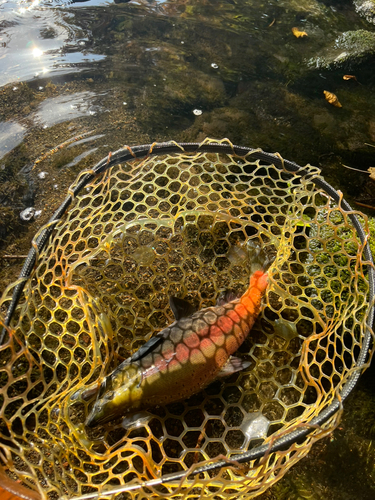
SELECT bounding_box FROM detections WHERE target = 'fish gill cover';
[0,138,373,500]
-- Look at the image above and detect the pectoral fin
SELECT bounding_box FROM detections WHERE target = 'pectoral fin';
[129,298,196,364]
[122,411,150,429]
[216,356,251,378]
[129,335,165,362]
[169,296,197,320]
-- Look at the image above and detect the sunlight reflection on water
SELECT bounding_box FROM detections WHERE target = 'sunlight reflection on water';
[0,0,106,86]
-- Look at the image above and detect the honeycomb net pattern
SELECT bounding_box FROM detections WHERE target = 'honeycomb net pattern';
[0,140,372,500]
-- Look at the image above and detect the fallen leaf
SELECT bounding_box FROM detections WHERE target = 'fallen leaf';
[324,90,342,108]
[368,167,375,181]
[292,27,308,38]
[343,75,357,81]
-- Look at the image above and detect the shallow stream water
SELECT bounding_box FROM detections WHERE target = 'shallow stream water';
[1,0,375,498]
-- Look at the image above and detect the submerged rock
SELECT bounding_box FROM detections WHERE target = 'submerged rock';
[354,0,375,24]
[308,29,375,70]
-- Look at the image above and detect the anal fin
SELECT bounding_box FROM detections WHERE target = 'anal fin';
[216,356,251,378]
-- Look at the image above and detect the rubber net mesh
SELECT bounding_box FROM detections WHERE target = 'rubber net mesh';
[0,139,372,499]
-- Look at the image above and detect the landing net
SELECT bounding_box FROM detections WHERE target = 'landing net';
[0,138,373,500]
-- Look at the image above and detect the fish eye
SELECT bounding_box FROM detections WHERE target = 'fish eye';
[104,391,115,402]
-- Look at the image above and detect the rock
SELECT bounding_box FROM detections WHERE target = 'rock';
[308,30,375,70]
[354,0,375,24]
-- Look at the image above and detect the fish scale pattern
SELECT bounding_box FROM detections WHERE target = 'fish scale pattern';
[0,141,372,500]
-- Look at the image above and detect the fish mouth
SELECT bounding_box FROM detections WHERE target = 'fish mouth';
[85,410,101,428]
[85,410,112,428]
[85,397,124,428]
[85,401,110,428]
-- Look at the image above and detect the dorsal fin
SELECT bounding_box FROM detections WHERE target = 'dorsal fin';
[169,296,197,321]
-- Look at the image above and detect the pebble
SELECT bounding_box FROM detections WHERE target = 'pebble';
[20,207,35,221]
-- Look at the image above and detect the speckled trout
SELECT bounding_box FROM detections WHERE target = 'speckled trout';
[85,267,268,427]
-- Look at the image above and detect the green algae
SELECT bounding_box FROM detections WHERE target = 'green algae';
[308,30,375,70]
[367,217,375,257]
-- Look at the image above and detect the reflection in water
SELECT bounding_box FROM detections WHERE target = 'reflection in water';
[32,91,103,127]
[64,146,98,167]
[0,0,106,86]
[0,120,26,159]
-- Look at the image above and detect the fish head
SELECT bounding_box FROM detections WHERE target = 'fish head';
[85,362,142,428]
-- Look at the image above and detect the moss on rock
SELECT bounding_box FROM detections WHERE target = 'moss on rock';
[308,29,375,70]
[354,0,375,24]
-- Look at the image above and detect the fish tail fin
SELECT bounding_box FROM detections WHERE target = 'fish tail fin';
[247,240,274,275]
[240,241,273,301]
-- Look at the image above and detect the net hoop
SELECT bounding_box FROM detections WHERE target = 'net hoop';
[1,140,374,498]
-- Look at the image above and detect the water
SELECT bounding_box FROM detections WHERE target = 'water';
[1,0,375,498]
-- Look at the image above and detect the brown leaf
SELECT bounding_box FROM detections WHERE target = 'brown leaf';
[343,75,357,81]
[323,90,342,108]
[292,27,308,38]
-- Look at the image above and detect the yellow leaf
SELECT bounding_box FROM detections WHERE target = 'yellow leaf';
[343,74,357,81]
[292,27,308,38]
[368,167,375,181]
[323,90,342,108]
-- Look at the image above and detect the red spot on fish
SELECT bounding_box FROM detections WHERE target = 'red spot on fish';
[233,324,242,338]
[162,347,175,362]
[200,337,215,357]
[209,325,225,346]
[217,315,234,334]
[191,348,206,364]
[225,335,239,353]
[155,357,168,372]
[184,332,200,348]
[253,270,268,291]
[241,296,255,313]
[234,303,248,319]
[215,347,228,366]
[167,358,180,370]
[176,343,189,363]
[227,309,241,324]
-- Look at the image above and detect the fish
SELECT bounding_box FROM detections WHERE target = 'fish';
[85,254,269,428]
